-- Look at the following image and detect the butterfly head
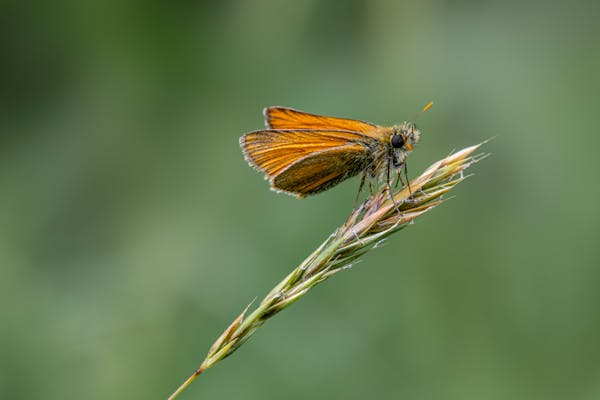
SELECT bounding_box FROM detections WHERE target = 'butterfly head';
[390,101,431,154]
[390,122,421,153]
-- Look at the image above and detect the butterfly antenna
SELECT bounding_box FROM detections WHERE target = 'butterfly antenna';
[410,101,433,122]
[422,101,434,113]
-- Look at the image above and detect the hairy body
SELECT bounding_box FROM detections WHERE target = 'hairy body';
[240,107,422,197]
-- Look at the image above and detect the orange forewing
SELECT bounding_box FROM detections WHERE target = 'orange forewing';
[271,143,368,197]
[265,107,378,134]
[240,129,370,177]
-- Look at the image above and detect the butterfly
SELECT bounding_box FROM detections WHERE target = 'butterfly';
[239,103,432,199]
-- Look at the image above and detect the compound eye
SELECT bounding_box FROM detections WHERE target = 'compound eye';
[391,134,405,149]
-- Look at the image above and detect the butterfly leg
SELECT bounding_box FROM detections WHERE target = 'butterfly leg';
[386,158,401,214]
[403,162,413,200]
[394,169,403,189]
[353,173,367,210]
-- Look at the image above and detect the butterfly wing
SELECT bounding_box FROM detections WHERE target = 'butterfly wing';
[241,129,372,177]
[240,129,372,197]
[264,107,378,134]
[271,144,368,197]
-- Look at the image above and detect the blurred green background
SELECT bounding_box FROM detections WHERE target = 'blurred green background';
[1,0,599,399]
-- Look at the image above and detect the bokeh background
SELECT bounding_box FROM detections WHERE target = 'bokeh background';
[1,0,599,399]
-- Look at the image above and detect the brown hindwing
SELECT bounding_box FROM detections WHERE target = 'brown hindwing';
[270,143,369,197]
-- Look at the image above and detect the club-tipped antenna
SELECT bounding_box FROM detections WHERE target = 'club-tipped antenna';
[422,101,433,113]
[411,101,433,122]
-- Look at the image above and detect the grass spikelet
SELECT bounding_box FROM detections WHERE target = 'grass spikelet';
[167,143,487,399]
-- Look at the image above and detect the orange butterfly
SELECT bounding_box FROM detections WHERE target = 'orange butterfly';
[239,103,432,198]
